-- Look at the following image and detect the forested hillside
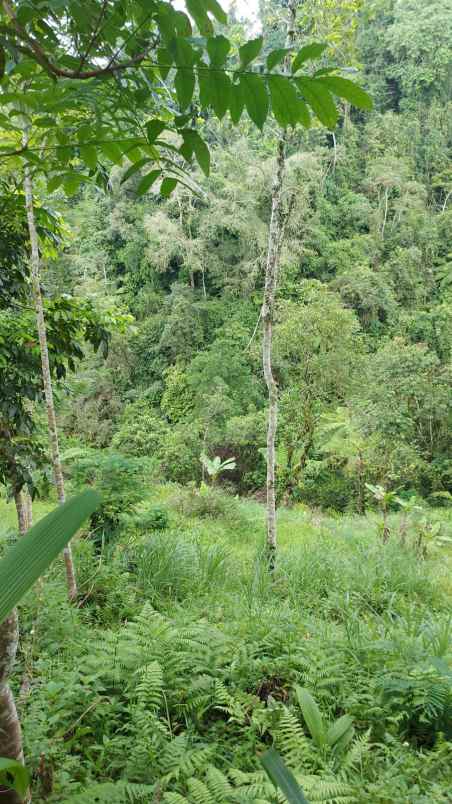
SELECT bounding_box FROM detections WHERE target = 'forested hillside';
[0,0,451,802]
[49,0,452,510]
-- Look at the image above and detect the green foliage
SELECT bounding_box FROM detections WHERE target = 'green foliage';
[112,400,169,458]
[170,484,245,527]
[13,499,451,802]
[0,490,99,623]
[0,758,30,798]
[65,449,148,539]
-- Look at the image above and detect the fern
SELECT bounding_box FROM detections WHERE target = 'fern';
[63,781,155,803]
[187,778,215,804]
[135,660,164,709]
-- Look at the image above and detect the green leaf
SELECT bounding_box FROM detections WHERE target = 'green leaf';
[260,749,310,804]
[0,758,30,796]
[239,36,263,69]
[100,141,123,164]
[292,42,328,73]
[0,490,100,625]
[169,36,195,67]
[63,172,86,196]
[146,119,166,143]
[136,169,161,196]
[47,173,65,193]
[181,129,210,175]
[120,158,151,185]
[157,46,172,79]
[200,69,230,118]
[161,176,178,197]
[186,0,213,35]
[205,0,228,24]
[296,77,338,129]
[266,48,291,71]
[79,144,97,170]
[326,714,354,748]
[295,686,326,749]
[240,73,268,129]
[207,34,230,66]
[317,76,373,110]
[268,74,303,128]
[229,81,245,124]
[175,67,195,110]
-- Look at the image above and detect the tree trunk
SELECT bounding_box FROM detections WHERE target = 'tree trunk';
[1,498,26,802]
[13,491,27,537]
[23,158,77,600]
[0,610,24,804]
[262,0,297,569]
[24,492,33,531]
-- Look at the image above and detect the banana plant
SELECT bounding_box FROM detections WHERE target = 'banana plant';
[200,453,236,485]
[295,686,354,756]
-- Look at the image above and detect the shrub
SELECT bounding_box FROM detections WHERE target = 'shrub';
[170,483,246,527]
[112,399,169,457]
[67,448,149,542]
[157,423,202,484]
[125,505,169,532]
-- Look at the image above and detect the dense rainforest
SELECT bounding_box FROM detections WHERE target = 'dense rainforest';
[48,1,452,511]
[0,0,451,802]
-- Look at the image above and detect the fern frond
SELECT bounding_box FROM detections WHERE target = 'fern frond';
[187,778,214,804]
[135,660,164,709]
[206,766,233,799]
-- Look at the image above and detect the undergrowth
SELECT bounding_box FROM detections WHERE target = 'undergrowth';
[4,489,451,803]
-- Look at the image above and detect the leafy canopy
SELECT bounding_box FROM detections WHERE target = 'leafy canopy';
[0,0,371,195]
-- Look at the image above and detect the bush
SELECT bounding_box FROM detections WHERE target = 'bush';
[299,464,356,512]
[170,483,246,527]
[124,505,169,532]
[66,448,149,542]
[112,398,169,457]
[157,423,202,484]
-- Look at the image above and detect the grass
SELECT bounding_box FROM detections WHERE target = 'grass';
[2,486,451,803]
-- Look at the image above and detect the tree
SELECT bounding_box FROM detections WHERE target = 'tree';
[23,159,78,598]
[318,407,370,514]
[274,281,362,502]
[351,337,452,494]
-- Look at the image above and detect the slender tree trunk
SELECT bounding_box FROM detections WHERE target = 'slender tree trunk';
[262,0,297,569]
[13,491,27,537]
[0,610,24,804]
[0,502,27,803]
[24,492,33,531]
[23,157,77,600]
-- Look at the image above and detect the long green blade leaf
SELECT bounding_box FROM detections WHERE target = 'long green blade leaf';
[261,748,310,804]
[0,490,100,624]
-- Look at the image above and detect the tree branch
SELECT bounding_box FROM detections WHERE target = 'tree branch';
[1,0,147,79]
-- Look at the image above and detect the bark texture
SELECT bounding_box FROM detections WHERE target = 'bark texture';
[13,492,27,537]
[262,0,297,567]
[23,158,77,600]
[0,610,24,804]
[262,138,287,567]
